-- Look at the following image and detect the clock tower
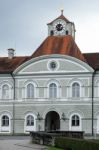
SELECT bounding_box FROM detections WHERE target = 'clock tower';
[47,10,75,40]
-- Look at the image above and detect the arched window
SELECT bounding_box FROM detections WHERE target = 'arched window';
[66,30,68,35]
[27,83,34,98]
[2,115,9,126]
[26,115,34,126]
[49,83,57,98]
[71,115,80,126]
[72,82,80,97]
[50,30,54,36]
[2,84,9,99]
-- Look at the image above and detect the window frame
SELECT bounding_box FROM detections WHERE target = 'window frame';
[71,115,80,127]
[49,83,57,98]
[72,82,80,98]
[23,81,37,99]
[1,115,9,127]
[26,83,34,99]
[26,115,34,126]
[69,113,82,131]
[24,113,36,133]
[2,84,10,99]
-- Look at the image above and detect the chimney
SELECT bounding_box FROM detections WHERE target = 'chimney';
[8,48,15,59]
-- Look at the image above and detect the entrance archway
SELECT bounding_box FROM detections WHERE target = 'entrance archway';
[45,111,60,131]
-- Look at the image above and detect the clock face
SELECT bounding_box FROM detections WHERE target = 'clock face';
[53,20,66,35]
[56,23,63,31]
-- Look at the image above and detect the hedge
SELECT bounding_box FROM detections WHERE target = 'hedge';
[55,137,99,150]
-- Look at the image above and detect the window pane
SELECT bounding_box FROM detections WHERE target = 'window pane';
[2,115,9,126]
[76,119,79,126]
[27,84,34,98]
[72,83,80,97]
[72,120,75,126]
[49,83,57,98]
[26,115,34,126]
[72,115,80,126]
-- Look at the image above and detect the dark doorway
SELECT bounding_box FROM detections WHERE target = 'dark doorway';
[45,111,60,131]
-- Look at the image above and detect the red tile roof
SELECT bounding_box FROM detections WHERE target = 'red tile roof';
[0,36,99,73]
[47,14,71,25]
[0,56,30,73]
[32,35,86,62]
[83,53,99,69]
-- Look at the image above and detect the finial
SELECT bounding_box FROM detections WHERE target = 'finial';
[61,9,64,15]
[60,0,64,15]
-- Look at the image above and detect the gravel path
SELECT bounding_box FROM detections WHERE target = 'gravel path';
[0,136,47,150]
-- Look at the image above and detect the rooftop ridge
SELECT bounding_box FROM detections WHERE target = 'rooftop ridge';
[47,14,71,25]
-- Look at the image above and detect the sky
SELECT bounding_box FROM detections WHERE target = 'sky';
[0,0,99,57]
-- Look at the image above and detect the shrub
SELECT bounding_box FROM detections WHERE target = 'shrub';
[55,137,99,150]
[47,147,62,150]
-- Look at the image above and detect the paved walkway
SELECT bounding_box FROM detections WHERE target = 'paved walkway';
[0,136,47,150]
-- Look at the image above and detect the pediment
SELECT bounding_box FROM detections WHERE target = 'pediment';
[14,55,93,75]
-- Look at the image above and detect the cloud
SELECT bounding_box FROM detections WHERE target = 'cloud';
[0,0,99,56]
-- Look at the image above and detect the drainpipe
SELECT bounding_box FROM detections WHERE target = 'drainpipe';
[11,73,15,135]
[92,69,97,136]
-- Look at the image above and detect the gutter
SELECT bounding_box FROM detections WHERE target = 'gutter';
[92,69,97,136]
[11,73,15,135]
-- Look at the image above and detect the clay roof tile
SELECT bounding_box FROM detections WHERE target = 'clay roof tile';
[83,53,99,69]
[0,56,30,73]
[32,35,86,62]
[47,14,71,25]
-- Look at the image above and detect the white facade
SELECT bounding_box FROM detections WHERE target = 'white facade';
[0,12,98,135]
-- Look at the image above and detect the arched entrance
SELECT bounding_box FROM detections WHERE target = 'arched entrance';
[45,111,60,131]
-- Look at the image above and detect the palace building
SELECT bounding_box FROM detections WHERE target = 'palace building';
[0,10,99,135]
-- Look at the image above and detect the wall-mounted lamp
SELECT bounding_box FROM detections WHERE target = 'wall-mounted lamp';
[37,112,43,121]
[61,113,66,121]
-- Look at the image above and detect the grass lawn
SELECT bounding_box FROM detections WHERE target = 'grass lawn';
[47,147,63,150]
